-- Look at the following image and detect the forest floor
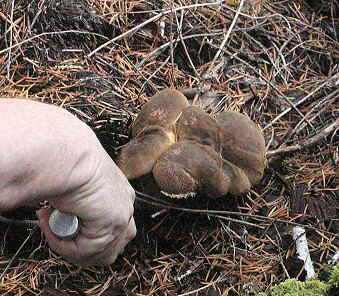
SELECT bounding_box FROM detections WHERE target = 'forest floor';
[0,0,338,295]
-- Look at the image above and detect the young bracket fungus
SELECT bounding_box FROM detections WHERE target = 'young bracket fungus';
[116,89,266,199]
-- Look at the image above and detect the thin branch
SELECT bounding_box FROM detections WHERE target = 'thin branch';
[0,215,38,226]
[0,225,39,280]
[0,30,109,55]
[87,1,225,57]
[135,191,339,238]
[263,73,339,130]
[205,0,244,76]
[267,118,339,156]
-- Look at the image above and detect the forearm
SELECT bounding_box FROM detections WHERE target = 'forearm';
[0,98,99,211]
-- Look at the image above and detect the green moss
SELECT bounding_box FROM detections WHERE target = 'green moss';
[257,266,339,296]
[327,265,339,289]
[257,279,328,296]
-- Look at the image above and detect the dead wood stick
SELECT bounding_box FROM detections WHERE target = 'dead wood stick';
[263,74,339,131]
[205,0,244,76]
[277,90,338,146]
[267,118,339,157]
[0,225,39,280]
[87,1,225,57]
[135,191,339,237]
[0,214,38,226]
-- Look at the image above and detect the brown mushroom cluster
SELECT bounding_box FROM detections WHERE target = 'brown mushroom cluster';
[116,89,266,198]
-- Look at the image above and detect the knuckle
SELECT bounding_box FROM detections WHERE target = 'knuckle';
[128,225,136,240]
[130,187,136,203]
[113,214,129,231]
[127,217,136,240]
[124,182,135,203]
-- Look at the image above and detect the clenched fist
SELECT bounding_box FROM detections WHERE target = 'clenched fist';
[0,98,136,266]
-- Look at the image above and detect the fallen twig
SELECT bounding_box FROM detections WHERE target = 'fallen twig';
[204,0,245,78]
[87,1,225,57]
[292,226,316,280]
[267,118,339,157]
[0,215,38,226]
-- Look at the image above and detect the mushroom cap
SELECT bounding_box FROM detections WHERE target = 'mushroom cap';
[222,158,252,195]
[116,126,174,180]
[132,89,189,137]
[215,111,266,184]
[176,106,220,151]
[152,141,251,198]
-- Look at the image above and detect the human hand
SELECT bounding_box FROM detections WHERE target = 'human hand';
[37,149,136,266]
[0,99,136,265]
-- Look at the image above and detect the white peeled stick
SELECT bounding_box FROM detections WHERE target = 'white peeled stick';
[48,209,79,240]
[292,226,316,280]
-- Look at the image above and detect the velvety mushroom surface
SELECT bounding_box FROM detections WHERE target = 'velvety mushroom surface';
[116,89,189,179]
[176,106,220,151]
[153,141,251,198]
[116,89,266,198]
[131,88,189,137]
[216,111,266,185]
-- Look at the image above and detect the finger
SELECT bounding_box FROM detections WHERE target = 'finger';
[126,216,137,242]
[100,216,137,265]
[38,208,128,266]
[116,216,137,256]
